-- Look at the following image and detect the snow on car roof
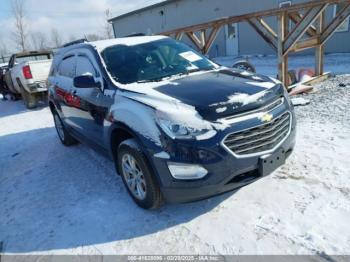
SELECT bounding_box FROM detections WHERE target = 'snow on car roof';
[90,35,169,51]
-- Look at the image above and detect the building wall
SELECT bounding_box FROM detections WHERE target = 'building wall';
[111,0,350,57]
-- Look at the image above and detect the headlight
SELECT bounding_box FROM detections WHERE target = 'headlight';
[157,118,216,140]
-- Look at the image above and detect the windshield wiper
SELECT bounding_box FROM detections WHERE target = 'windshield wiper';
[137,77,165,83]
[189,67,214,74]
[136,68,214,84]
[173,67,213,78]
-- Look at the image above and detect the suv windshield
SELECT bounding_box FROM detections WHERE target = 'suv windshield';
[101,39,217,84]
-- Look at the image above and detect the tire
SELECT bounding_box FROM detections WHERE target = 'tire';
[232,61,256,73]
[117,139,163,209]
[21,88,37,109]
[53,111,78,146]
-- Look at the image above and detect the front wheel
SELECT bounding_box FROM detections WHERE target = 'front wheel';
[117,139,163,209]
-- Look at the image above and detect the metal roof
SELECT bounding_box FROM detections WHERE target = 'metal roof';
[108,0,179,23]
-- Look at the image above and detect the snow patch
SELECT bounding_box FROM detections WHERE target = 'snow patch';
[211,91,269,107]
[246,81,276,89]
[216,107,227,113]
[154,151,171,159]
[111,95,162,146]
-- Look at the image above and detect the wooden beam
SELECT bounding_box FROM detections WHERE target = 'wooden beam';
[288,12,317,37]
[320,3,350,44]
[290,35,320,52]
[288,72,331,89]
[185,32,203,50]
[247,17,278,50]
[203,26,221,54]
[283,4,328,54]
[200,30,206,48]
[161,0,348,36]
[278,12,289,87]
[315,11,325,76]
[175,32,183,41]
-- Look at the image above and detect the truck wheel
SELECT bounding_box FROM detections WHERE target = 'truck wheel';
[53,111,79,146]
[117,139,163,209]
[21,88,37,109]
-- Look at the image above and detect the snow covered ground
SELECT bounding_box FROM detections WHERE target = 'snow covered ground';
[0,75,350,255]
[214,53,350,78]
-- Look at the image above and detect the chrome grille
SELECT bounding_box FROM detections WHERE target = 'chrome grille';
[223,112,291,156]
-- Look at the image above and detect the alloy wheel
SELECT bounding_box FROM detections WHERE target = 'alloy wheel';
[121,153,147,200]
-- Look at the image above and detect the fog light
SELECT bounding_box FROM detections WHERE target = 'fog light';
[167,162,208,180]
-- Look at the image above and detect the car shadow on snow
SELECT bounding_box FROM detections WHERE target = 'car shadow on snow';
[0,127,234,253]
[0,99,48,118]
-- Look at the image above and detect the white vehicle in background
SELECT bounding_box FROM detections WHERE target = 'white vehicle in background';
[4,51,53,108]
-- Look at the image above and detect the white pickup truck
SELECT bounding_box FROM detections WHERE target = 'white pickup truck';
[4,51,53,108]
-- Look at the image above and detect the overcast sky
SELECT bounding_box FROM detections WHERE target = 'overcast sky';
[0,0,164,53]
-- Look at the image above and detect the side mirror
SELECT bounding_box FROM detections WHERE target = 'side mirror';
[73,75,101,89]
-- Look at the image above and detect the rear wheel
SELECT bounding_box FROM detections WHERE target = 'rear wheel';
[53,111,78,146]
[117,139,163,209]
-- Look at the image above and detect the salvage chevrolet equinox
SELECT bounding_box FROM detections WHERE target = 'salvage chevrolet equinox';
[48,36,296,209]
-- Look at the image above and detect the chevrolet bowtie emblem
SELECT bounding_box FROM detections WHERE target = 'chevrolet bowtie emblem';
[260,113,273,123]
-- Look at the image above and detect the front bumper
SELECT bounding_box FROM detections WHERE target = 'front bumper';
[147,98,297,204]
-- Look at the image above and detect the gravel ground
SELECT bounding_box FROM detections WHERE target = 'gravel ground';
[0,75,349,255]
[295,74,350,126]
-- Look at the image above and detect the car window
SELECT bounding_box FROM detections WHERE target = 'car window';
[15,54,51,64]
[76,56,96,77]
[58,56,76,78]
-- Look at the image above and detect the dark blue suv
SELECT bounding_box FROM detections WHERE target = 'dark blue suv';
[48,36,296,209]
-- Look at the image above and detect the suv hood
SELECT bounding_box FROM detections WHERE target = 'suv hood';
[120,69,284,122]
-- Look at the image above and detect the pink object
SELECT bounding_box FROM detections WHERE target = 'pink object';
[298,69,315,83]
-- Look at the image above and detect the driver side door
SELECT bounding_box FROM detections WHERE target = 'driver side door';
[69,50,112,147]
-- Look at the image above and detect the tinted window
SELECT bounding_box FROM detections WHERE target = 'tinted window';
[76,56,96,77]
[58,56,75,78]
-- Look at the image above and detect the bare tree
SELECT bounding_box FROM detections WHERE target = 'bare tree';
[68,35,77,42]
[103,9,113,39]
[50,28,62,48]
[0,41,9,63]
[30,31,48,50]
[11,0,28,52]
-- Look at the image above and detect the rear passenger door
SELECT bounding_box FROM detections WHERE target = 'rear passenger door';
[54,53,77,127]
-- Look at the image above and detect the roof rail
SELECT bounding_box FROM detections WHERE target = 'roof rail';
[62,38,88,48]
[124,33,146,37]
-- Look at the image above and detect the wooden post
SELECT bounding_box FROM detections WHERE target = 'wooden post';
[315,11,325,76]
[278,11,289,87]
